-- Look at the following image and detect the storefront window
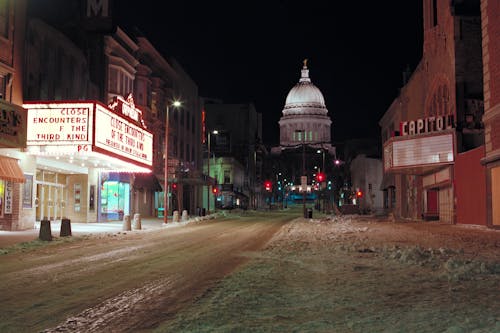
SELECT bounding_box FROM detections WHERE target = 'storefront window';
[101,181,130,221]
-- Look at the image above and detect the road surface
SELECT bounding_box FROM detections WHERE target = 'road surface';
[0,211,291,332]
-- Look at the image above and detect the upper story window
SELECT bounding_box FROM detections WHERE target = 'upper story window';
[0,1,9,38]
[108,66,133,97]
[0,74,7,99]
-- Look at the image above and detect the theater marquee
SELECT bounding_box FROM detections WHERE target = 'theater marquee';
[24,100,153,170]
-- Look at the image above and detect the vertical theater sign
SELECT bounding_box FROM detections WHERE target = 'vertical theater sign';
[24,96,153,222]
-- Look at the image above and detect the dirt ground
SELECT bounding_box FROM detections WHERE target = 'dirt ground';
[159,214,500,333]
[1,209,500,332]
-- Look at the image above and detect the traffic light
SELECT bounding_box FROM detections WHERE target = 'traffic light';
[316,172,325,182]
[264,180,272,192]
[356,189,363,198]
[172,183,177,191]
[212,186,219,194]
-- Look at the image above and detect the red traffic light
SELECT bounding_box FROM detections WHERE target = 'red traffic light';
[264,180,272,191]
[316,172,325,182]
[356,190,363,198]
[172,183,178,190]
[212,187,219,194]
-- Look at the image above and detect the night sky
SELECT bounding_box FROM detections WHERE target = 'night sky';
[34,0,424,145]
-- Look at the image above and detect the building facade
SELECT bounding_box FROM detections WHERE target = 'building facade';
[480,0,500,227]
[0,0,29,230]
[380,0,484,223]
[350,154,384,214]
[203,101,264,209]
[269,60,337,212]
[0,0,204,230]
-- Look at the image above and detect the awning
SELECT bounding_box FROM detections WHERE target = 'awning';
[380,173,395,190]
[133,173,162,191]
[0,156,25,183]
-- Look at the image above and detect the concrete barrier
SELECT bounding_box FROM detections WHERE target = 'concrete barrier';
[60,218,72,237]
[133,213,142,230]
[181,210,188,222]
[39,219,52,241]
[122,215,131,231]
[173,210,179,222]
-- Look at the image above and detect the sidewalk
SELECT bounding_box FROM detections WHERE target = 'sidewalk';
[0,215,211,248]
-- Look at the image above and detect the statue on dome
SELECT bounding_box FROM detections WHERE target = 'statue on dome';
[303,58,308,67]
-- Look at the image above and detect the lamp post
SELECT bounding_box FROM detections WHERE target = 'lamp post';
[207,130,218,214]
[294,129,307,218]
[164,100,181,224]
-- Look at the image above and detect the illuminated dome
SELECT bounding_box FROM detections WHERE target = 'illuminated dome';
[283,61,327,114]
[278,60,332,146]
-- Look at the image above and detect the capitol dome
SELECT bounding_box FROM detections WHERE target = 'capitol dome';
[278,60,332,147]
[282,60,328,116]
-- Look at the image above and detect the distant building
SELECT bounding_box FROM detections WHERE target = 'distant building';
[350,155,383,214]
[203,101,264,210]
[277,60,333,151]
[269,61,337,212]
[379,0,484,224]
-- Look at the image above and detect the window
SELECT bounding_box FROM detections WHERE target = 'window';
[108,68,118,94]
[0,1,8,38]
[0,75,6,99]
[432,0,438,27]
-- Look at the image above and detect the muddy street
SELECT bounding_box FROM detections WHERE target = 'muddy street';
[2,209,500,332]
[0,211,290,333]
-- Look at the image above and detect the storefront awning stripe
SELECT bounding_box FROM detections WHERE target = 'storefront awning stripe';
[0,156,25,183]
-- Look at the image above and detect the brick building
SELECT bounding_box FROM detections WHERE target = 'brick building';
[0,0,29,230]
[480,0,500,227]
[380,0,485,224]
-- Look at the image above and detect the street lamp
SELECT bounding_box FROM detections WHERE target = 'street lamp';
[164,100,181,224]
[207,130,218,213]
[317,149,325,173]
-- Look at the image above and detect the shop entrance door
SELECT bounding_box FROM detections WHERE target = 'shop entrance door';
[35,170,67,221]
[36,183,66,221]
[425,189,439,220]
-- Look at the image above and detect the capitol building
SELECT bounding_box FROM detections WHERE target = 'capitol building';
[272,60,335,157]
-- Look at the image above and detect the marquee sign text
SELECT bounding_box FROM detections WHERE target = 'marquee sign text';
[400,114,455,136]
